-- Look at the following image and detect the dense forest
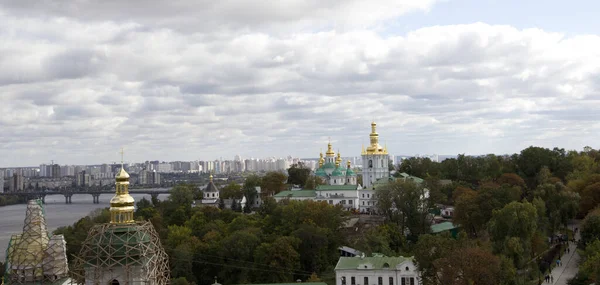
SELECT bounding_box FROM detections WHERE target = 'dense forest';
[52,146,600,285]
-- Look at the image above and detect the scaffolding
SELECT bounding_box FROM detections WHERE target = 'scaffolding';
[70,221,170,285]
[4,199,69,284]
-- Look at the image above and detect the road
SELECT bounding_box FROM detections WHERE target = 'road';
[549,222,581,285]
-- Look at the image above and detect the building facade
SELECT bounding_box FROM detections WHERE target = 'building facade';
[335,255,420,285]
[361,122,390,189]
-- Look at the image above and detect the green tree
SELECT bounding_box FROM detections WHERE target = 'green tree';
[221,182,243,199]
[253,237,301,283]
[434,247,512,285]
[413,233,457,284]
[261,171,287,196]
[375,180,432,241]
[581,208,600,247]
[488,201,538,268]
[303,175,324,190]
[171,277,191,285]
[287,163,311,186]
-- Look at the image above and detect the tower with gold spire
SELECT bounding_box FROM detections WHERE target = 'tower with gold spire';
[110,149,135,224]
[71,149,170,285]
[361,121,390,189]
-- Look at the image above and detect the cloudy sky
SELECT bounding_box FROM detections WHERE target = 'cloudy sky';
[1,0,600,167]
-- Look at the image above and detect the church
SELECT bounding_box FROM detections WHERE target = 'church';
[314,142,358,186]
[71,151,170,285]
[275,122,390,212]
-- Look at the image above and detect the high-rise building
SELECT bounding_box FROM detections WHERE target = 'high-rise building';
[361,122,390,189]
[76,171,90,187]
[51,164,61,178]
[0,171,5,193]
[9,173,25,192]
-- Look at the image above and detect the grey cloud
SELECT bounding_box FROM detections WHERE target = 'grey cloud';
[2,11,600,166]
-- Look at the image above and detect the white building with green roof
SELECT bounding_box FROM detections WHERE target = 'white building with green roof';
[335,255,420,285]
[274,184,361,210]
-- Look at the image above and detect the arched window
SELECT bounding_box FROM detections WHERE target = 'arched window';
[368,160,373,168]
[110,280,120,285]
[381,160,384,167]
[383,263,390,268]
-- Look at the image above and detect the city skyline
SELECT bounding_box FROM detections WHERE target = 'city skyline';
[2,0,600,167]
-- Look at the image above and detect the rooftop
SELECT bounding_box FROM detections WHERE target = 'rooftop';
[335,255,414,270]
[430,221,458,233]
[274,190,316,198]
[316,185,359,191]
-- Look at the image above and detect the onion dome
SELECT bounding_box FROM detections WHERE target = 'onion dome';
[315,167,327,177]
[332,167,344,177]
[110,149,135,224]
[346,160,356,176]
[323,162,335,170]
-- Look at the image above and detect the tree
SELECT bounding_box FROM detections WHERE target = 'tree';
[168,184,196,207]
[414,234,457,284]
[303,175,324,190]
[578,239,600,283]
[581,208,600,247]
[252,237,301,283]
[375,180,432,241]
[287,163,311,187]
[218,198,225,210]
[171,277,191,285]
[488,201,538,268]
[243,174,261,209]
[221,182,243,199]
[231,199,239,212]
[261,171,287,196]
[453,189,485,237]
[434,247,511,285]
[307,272,321,282]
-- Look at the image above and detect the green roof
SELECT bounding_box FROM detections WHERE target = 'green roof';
[332,168,344,176]
[274,190,316,198]
[323,162,335,169]
[315,168,327,177]
[316,185,358,191]
[335,256,413,270]
[346,168,356,176]
[430,222,457,233]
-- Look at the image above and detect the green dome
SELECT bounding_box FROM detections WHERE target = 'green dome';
[315,168,327,177]
[323,162,335,169]
[346,168,356,176]
[332,167,344,177]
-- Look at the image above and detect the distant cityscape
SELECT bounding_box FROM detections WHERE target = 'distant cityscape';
[0,154,453,193]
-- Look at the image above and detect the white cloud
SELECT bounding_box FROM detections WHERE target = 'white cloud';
[1,3,600,166]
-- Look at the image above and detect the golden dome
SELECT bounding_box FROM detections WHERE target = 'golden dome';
[365,121,388,155]
[326,141,335,157]
[115,167,130,181]
[110,149,135,224]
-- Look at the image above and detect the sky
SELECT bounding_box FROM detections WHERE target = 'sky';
[1,0,600,167]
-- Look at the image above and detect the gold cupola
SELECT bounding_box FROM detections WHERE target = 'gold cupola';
[319,152,324,167]
[365,121,388,155]
[336,151,342,166]
[326,140,335,157]
[110,149,135,224]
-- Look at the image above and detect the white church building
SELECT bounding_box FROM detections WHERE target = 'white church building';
[335,255,420,285]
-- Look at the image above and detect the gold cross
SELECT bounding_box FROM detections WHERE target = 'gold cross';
[120,147,124,166]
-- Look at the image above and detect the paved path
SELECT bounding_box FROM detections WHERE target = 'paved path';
[546,224,580,285]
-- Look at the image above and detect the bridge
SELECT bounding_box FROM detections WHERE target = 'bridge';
[0,188,172,204]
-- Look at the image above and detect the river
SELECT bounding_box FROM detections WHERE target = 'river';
[0,193,169,261]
